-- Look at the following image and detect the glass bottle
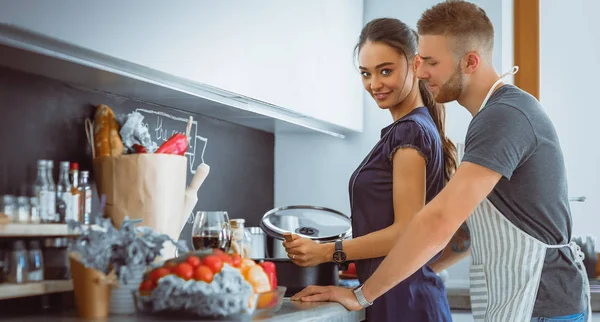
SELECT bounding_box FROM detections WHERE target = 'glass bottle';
[56,161,72,223]
[6,240,28,284]
[79,171,92,225]
[29,197,40,224]
[69,163,81,223]
[27,240,44,282]
[16,196,30,223]
[45,160,57,223]
[33,160,49,222]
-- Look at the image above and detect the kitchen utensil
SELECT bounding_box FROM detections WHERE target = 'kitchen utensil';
[260,205,352,258]
[191,211,231,252]
[248,227,266,259]
[260,205,352,242]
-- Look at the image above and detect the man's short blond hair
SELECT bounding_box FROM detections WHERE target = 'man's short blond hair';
[417,0,494,62]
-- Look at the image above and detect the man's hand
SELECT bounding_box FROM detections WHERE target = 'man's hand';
[291,286,363,311]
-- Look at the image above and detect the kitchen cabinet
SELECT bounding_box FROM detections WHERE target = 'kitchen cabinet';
[0,0,364,134]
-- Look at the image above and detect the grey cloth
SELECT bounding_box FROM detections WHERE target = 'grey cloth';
[461,84,585,316]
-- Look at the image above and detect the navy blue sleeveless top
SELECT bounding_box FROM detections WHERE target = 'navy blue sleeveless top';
[348,107,451,322]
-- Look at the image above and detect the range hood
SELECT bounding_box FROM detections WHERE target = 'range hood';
[0,23,350,139]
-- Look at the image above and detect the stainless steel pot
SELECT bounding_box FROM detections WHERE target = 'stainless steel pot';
[258,205,351,296]
[256,258,339,297]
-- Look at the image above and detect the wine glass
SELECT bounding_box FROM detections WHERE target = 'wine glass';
[191,211,231,252]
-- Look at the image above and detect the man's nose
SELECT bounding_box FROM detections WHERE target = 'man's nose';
[416,65,429,80]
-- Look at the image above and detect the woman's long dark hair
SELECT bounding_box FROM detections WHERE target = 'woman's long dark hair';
[355,18,457,182]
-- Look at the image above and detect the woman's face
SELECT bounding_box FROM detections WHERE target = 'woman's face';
[358,41,415,110]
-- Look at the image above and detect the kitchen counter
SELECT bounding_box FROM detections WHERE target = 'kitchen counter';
[446,281,600,312]
[1,299,365,322]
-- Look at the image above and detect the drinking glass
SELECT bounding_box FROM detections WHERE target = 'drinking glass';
[191,211,231,252]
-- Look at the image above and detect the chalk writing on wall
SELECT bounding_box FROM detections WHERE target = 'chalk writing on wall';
[135,108,208,174]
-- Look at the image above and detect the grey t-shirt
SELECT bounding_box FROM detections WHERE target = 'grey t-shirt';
[462,84,585,316]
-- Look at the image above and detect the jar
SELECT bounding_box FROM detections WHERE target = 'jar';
[27,240,44,282]
[1,195,17,222]
[29,197,40,224]
[16,196,30,223]
[230,219,252,258]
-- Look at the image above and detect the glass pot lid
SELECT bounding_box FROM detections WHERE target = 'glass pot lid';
[260,205,352,242]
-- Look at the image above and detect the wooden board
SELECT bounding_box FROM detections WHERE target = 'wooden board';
[0,280,73,300]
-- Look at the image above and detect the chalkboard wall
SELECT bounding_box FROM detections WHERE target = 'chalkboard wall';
[0,66,275,245]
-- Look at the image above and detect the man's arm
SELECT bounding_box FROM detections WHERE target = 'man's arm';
[428,222,471,273]
[360,161,501,303]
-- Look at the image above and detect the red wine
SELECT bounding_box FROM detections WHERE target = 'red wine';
[192,235,230,252]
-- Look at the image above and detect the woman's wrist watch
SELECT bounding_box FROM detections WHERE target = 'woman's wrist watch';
[353,284,373,308]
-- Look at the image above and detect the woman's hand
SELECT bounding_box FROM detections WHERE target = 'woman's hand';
[282,236,334,267]
[291,285,362,311]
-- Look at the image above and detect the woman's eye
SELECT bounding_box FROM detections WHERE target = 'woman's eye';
[361,71,370,77]
[381,69,392,75]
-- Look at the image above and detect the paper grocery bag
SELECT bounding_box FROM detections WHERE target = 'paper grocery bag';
[69,252,115,319]
[93,154,187,253]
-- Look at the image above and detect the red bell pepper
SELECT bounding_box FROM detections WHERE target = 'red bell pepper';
[155,133,188,155]
[258,261,277,290]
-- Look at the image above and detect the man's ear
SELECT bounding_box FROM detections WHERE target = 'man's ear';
[463,52,480,74]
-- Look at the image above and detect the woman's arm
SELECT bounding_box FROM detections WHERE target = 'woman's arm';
[284,147,427,266]
[428,222,471,273]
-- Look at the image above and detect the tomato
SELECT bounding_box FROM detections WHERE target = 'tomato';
[202,255,224,274]
[194,265,214,283]
[186,255,202,268]
[149,267,171,284]
[139,279,155,292]
[231,254,242,268]
[164,261,177,273]
[212,249,225,256]
[174,262,194,280]
[215,252,232,265]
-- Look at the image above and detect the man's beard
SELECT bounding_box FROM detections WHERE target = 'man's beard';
[434,64,464,103]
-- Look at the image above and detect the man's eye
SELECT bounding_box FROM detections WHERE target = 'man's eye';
[428,62,438,66]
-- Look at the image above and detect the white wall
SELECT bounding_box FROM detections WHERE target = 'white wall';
[540,0,600,246]
[275,0,508,286]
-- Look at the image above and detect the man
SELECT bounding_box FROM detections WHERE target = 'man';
[292,1,590,321]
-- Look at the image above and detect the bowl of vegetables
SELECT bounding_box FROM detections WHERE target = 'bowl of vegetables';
[134,249,285,319]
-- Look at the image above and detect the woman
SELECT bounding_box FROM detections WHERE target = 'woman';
[283,18,457,321]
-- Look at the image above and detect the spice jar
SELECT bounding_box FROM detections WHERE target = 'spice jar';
[1,195,17,222]
[16,196,30,223]
[30,197,41,224]
[230,219,252,258]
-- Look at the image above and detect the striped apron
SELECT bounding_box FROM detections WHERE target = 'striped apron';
[467,67,591,322]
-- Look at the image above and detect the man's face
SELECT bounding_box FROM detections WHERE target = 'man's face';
[416,35,465,103]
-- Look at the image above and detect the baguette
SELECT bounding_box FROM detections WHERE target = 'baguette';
[93,104,124,158]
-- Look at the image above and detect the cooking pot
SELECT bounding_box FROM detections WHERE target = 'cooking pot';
[258,205,352,297]
[256,258,339,297]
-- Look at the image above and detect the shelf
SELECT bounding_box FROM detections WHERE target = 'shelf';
[0,223,103,238]
[0,23,352,139]
[0,280,73,300]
